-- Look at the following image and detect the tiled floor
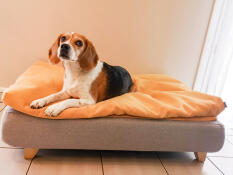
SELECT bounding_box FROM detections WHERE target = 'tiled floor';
[1,102,233,175]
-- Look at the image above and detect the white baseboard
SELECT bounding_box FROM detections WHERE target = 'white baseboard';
[0,87,6,92]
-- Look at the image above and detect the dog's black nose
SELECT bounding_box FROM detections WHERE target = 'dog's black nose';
[61,44,70,50]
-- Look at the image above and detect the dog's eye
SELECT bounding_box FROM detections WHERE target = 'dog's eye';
[75,40,83,47]
[60,36,66,42]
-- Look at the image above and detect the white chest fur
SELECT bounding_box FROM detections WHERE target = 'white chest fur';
[62,60,103,102]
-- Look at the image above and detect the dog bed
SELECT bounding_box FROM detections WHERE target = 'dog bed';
[0,61,226,162]
[2,61,225,121]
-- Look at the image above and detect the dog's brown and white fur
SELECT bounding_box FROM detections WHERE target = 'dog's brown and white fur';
[30,32,133,117]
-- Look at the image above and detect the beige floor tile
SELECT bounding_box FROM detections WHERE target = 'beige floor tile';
[0,148,31,175]
[225,122,233,129]
[226,128,233,136]
[27,149,103,175]
[208,157,233,175]
[101,151,167,175]
[208,140,233,158]
[158,152,222,175]
[0,103,5,111]
[227,136,233,145]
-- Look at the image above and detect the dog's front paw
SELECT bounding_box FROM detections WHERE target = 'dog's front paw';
[45,104,63,117]
[30,99,47,109]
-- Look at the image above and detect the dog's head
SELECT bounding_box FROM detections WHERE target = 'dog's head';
[49,32,99,70]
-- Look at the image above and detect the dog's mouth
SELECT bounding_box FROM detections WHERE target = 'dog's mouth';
[59,52,70,59]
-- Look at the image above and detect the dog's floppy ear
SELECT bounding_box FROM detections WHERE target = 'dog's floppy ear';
[48,34,63,64]
[79,39,98,71]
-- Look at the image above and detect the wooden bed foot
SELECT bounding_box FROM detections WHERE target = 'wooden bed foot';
[194,152,207,162]
[24,148,39,159]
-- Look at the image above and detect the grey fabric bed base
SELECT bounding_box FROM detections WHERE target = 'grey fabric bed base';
[1,106,225,152]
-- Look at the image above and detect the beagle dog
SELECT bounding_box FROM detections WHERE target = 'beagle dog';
[30,32,134,117]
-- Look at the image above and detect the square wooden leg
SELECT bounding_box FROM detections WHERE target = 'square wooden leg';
[194,152,207,162]
[24,148,39,159]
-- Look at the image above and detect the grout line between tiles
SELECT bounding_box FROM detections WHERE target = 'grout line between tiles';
[0,106,5,111]
[207,157,225,175]
[25,158,34,175]
[226,138,233,145]
[156,152,169,175]
[100,151,105,175]
[0,103,6,112]
[227,140,233,145]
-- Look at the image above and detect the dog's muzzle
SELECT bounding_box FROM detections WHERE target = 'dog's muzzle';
[59,44,70,59]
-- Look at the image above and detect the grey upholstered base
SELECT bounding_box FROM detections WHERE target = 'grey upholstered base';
[1,106,225,152]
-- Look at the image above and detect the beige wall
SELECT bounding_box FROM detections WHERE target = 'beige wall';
[0,0,213,88]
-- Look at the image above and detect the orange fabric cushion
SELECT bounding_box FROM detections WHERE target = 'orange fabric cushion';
[2,61,225,121]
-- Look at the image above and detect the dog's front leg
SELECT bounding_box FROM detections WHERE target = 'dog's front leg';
[45,99,95,117]
[30,91,70,109]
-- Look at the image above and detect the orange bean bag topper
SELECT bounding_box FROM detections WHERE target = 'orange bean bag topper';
[2,61,225,121]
